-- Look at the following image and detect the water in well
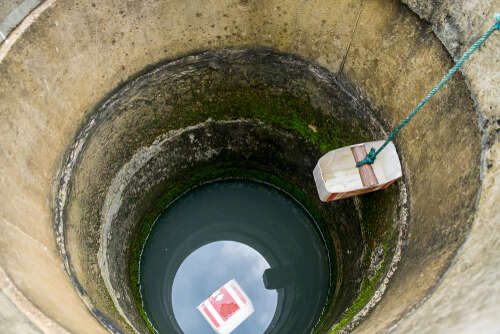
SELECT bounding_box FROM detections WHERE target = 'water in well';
[140,180,331,334]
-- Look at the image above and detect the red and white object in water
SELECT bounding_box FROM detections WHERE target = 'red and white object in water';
[197,279,254,334]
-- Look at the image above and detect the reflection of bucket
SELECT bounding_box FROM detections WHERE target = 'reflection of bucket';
[198,279,255,334]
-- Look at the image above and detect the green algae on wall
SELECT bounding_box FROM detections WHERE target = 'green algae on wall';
[330,250,387,334]
[180,87,365,153]
[127,84,369,157]
[328,184,399,333]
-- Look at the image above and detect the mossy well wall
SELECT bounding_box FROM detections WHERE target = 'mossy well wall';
[59,49,406,333]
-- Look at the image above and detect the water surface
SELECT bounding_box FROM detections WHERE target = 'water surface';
[140,180,330,334]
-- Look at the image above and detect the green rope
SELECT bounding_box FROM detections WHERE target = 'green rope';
[357,13,500,167]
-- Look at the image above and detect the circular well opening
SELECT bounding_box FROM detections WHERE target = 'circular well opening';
[56,49,407,334]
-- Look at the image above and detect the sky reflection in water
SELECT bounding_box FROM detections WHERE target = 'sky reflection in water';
[172,241,276,334]
[140,180,330,334]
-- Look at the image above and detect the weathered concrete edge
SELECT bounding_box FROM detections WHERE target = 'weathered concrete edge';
[0,266,70,334]
[52,113,124,333]
[0,0,54,60]
[51,66,132,333]
[0,0,42,42]
[0,2,120,324]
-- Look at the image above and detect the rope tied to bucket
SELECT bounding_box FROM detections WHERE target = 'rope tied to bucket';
[357,13,500,167]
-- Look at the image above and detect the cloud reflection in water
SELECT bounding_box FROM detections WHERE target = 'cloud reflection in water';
[172,241,277,334]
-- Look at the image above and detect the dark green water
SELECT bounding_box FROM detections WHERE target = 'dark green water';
[140,180,330,334]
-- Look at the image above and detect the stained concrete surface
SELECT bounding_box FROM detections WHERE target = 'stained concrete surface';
[0,0,498,333]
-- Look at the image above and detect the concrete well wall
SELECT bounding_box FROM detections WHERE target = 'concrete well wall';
[0,0,498,333]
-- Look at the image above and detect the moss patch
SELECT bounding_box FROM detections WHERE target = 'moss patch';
[183,87,363,153]
[330,245,388,334]
[358,186,398,269]
[329,186,399,333]
[128,83,368,156]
